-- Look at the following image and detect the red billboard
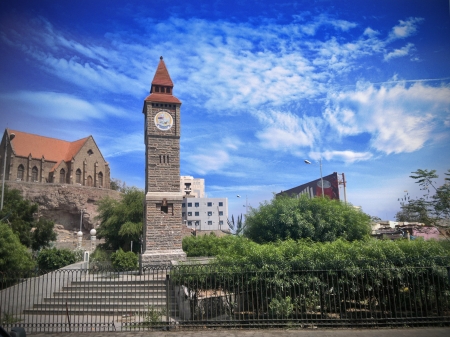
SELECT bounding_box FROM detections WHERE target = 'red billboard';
[277,172,340,200]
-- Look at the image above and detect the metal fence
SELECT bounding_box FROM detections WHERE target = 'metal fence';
[1,265,450,333]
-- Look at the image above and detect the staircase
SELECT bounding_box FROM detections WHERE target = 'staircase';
[23,273,178,317]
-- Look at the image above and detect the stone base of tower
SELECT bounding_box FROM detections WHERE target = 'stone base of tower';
[141,249,186,266]
[143,191,186,266]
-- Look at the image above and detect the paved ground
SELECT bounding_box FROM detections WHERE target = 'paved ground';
[26,327,450,337]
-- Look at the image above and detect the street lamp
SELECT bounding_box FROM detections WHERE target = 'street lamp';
[236,195,248,216]
[1,133,16,211]
[304,158,324,198]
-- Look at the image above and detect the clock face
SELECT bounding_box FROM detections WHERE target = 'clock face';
[154,110,173,131]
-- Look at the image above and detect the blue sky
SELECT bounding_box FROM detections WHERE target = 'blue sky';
[1,0,449,221]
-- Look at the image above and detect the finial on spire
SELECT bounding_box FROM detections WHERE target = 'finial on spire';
[160,56,163,60]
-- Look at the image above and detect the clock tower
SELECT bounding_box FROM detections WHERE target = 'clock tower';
[141,56,186,264]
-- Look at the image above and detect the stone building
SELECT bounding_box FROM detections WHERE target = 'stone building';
[141,56,186,264]
[0,128,110,188]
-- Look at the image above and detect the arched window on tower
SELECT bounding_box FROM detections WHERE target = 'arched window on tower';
[87,176,93,187]
[17,165,24,181]
[76,169,82,184]
[32,166,38,182]
[59,168,65,184]
[98,172,103,187]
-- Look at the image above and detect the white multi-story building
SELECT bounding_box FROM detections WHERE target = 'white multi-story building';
[180,176,205,198]
[181,197,228,231]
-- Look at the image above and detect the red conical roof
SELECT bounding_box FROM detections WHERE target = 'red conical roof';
[151,56,173,86]
[144,56,181,104]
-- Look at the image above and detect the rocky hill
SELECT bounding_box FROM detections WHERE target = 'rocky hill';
[6,181,122,248]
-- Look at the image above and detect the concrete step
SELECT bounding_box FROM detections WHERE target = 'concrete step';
[61,285,166,291]
[70,280,166,285]
[43,297,173,304]
[52,291,168,298]
[23,307,176,315]
[31,303,177,310]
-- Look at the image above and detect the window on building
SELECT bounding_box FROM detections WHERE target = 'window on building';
[87,149,93,156]
[155,86,160,92]
[219,220,224,226]
[182,212,185,217]
[17,165,24,181]
[60,169,66,184]
[207,211,213,216]
[98,172,103,187]
[188,221,192,226]
[207,202,212,207]
[219,202,223,206]
[76,169,81,184]
[219,211,223,216]
[188,212,192,216]
[87,175,93,187]
[208,221,212,226]
[32,167,38,182]
[195,202,199,207]
[182,203,185,208]
[195,221,200,226]
[188,203,192,207]
[195,212,199,216]
[167,87,171,94]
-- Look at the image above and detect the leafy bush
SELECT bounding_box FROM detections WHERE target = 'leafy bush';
[182,233,238,257]
[244,194,371,243]
[37,248,77,271]
[0,222,35,271]
[110,248,138,271]
[173,238,450,321]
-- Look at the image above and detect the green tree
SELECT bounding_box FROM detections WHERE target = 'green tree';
[96,187,144,252]
[243,194,371,243]
[0,222,35,270]
[0,186,37,247]
[396,169,450,231]
[31,218,57,251]
[110,178,127,192]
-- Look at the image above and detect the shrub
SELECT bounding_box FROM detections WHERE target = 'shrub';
[37,248,77,271]
[244,194,371,243]
[0,222,35,271]
[182,233,238,257]
[110,248,138,271]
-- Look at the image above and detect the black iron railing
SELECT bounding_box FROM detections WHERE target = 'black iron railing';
[1,265,449,333]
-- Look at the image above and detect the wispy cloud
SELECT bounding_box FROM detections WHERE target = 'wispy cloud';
[324,82,450,154]
[0,91,127,120]
[388,17,424,41]
[255,110,321,151]
[384,43,415,61]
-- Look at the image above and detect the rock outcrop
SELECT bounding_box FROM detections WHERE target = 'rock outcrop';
[6,181,122,244]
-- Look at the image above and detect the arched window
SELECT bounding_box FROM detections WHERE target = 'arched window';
[87,175,93,187]
[98,172,103,187]
[17,165,24,181]
[76,169,82,184]
[32,166,38,182]
[59,168,65,184]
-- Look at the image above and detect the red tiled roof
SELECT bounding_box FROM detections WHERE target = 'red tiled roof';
[144,93,181,104]
[7,129,89,163]
[151,56,174,86]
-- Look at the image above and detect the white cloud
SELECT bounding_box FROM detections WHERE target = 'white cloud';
[388,17,424,41]
[324,83,450,154]
[255,110,321,151]
[101,131,145,158]
[0,91,127,120]
[384,43,415,61]
[300,14,357,36]
[321,150,373,163]
[186,150,231,175]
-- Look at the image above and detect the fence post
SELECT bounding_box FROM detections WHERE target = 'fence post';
[166,273,170,327]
